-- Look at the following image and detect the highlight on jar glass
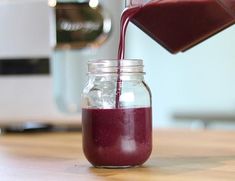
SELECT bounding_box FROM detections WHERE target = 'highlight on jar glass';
[81,59,152,168]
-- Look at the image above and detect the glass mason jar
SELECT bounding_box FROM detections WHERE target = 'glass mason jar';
[82,59,152,168]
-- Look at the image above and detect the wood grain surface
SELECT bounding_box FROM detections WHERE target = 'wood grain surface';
[0,130,234,181]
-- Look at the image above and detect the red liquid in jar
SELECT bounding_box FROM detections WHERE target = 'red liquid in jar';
[82,107,152,167]
[118,0,235,55]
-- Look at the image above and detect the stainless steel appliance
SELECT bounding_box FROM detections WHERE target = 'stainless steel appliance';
[0,0,123,130]
[50,0,112,114]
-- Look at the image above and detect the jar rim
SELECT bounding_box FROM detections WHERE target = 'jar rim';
[88,59,144,74]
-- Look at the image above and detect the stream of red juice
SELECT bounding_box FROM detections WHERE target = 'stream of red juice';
[115,6,140,108]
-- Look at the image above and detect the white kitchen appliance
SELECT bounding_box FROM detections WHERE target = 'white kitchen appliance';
[0,0,123,129]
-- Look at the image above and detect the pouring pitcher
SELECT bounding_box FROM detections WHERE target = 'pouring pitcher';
[125,0,235,53]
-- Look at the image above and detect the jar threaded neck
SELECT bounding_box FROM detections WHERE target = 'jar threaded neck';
[88,59,144,74]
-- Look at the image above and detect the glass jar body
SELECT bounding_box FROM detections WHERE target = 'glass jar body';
[82,60,152,168]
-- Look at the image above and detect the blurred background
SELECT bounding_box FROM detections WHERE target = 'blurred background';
[126,22,235,130]
[0,0,235,132]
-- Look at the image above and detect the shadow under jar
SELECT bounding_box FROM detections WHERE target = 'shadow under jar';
[82,59,152,168]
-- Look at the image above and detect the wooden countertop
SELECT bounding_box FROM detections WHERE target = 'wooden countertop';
[0,130,234,181]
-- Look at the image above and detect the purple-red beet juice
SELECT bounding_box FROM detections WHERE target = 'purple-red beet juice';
[118,6,140,60]
[82,107,152,167]
[118,0,235,55]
